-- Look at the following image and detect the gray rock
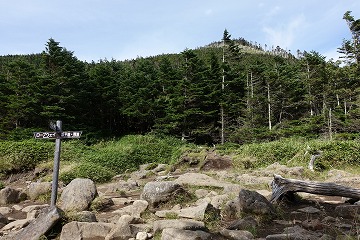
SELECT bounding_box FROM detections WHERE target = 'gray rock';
[0,187,24,205]
[297,206,321,214]
[113,200,148,218]
[27,182,52,200]
[2,218,31,232]
[210,194,230,209]
[220,228,254,239]
[227,216,258,230]
[265,225,322,240]
[141,181,184,208]
[238,189,275,215]
[21,204,49,213]
[155,202,220,221]
[4,207,62,240]
[60,221,113,240]
[0,212,8,225]
[105,214,137,240]
[0,207,12,215]
[153,219,206,233]
[136,231,149,240]
[71,211,97,222]
[335,204,360,218]
[60,178,97,212]
[195,189,209,199]
[161,228,211,240]
[175,172,226,188]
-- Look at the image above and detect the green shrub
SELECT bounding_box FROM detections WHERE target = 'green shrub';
[230,138,360,170]
[59,162,114,184]
[84,134,185,174]
[0,140,54,173]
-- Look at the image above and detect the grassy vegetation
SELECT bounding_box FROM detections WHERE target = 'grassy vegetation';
[219,137,360,172]
[0,135,359,184]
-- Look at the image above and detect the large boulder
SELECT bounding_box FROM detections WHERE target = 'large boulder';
[141,181,185,208]
[238,189,275,216]
[59,178,97,212]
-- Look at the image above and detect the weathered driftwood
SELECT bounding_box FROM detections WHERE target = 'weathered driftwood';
[270,174,360,203]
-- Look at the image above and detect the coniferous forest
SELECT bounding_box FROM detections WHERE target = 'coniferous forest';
[0,12,359,145]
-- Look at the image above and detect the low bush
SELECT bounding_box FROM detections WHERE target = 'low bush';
[0,140,53,174]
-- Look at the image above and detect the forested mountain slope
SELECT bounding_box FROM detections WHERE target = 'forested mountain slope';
[0,14,359,144]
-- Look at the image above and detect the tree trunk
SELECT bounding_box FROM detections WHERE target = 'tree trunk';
[267,82,272,131]
[271,174,360,203]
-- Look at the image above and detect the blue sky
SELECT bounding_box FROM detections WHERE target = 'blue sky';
[1,0,359,62]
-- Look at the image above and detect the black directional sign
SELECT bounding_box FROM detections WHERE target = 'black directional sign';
[33,132,59,139]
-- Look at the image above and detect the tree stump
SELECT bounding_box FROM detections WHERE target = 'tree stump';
[270,174,360,203]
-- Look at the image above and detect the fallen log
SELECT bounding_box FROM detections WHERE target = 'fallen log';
[270,174,360,203]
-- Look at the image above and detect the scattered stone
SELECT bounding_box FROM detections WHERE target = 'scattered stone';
[2,218,31,232]
[0,207,12,215]
[238,189,275,216]
[152,164,168,173]
[71,211,97,222]
[0,187,25,205]
[90,196,114,211]
[227,216,258,230]
[3,207,62,240]
[261,162,304,177]
[153,219,206,233]
[22,204,49,213]
[27,182,52,200]
[195,189,209,199]
[111,197,134,206]
[12,204,23,211]
[60,221,113,240]
[210,194,229,209]
[136,231,148,240]
[105,214,137,240]
[113,200,148,218]
[335,204,360,218]
[0,213,9,225]
[140,181,185,208]
[155,202,220,221]
[265,225,321,240]
[161,228,211,240]
[220,228,254,239]
[297,206,321,214]
[301,218,323,230]
[175,172,226,188]
[60,178,97,212]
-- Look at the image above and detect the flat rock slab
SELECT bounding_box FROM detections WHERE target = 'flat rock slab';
[3,206,62,240]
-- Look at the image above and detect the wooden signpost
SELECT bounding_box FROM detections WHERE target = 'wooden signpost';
[34,120,82,207]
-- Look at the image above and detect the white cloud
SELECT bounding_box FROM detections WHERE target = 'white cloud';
[262,15,305,49]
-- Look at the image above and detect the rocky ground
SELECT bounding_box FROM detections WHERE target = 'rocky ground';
[0,154,359,240]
